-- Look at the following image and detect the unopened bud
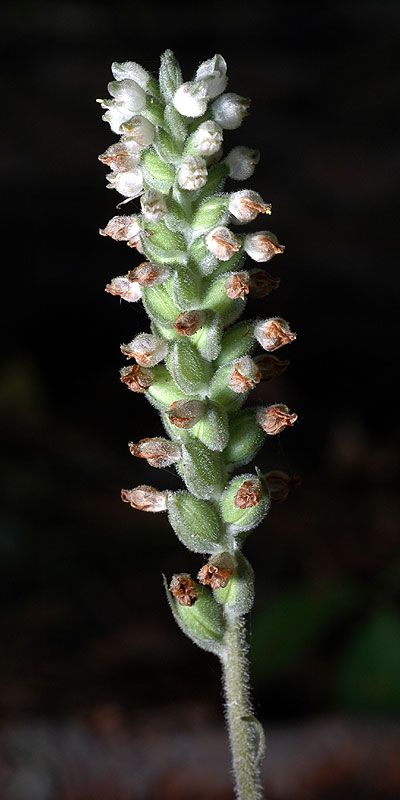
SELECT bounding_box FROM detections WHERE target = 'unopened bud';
[107,78,146,109]
[120,333,168,366]
[206,226,241,261]
[120,115,155,146]
[234,478,262,509]
[192,120,223,157]
[105,275,142,302]
[257,404,298,435]
[253,353,290,380]
[248,270,280,298]
[140,189,167,223]
[264,470,301,502]
[128,437,181,468]
[178,155,208,190]
[173,310,206,336]
[198,552,235,589]
[225,271,250,300]
[225,147,260,180]
[212,93,250,129]
[120,364,153,392]
[195,54,228,99]
[229,356,261,394]
[121,485,167,512]
[99,214,141,245]
[128,261,169,287]
[98,140,141,172]
[111,61,150,89]
[170,574,198,607]
[229,190,271,223]
[254,318,296,351]
[244,231,285,263]
[168,399,206,428]
[173,81,209,117]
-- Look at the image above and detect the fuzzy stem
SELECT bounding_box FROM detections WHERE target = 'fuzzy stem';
[222,608,264,800]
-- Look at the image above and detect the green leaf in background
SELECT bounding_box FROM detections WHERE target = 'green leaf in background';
[337,608,400,713]
[250,582,359,682]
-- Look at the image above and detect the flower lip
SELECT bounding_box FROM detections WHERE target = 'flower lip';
[170,573,198,606]
[120,364,153,392]
[173,310,206,336]
[234,478,262,509]
[228,356,261,394]
[254,318,296,351]
[257,404,298,435]
[225,272,250,300]
[121,485,167,512]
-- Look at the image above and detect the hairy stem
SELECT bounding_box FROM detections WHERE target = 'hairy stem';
[222,608,264,800]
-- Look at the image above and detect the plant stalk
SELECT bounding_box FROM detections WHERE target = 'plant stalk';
[222,607,264,800]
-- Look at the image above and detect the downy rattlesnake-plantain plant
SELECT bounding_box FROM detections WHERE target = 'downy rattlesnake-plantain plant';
[97,50,298,800]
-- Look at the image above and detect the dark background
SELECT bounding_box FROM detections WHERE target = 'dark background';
[1,1,399,797]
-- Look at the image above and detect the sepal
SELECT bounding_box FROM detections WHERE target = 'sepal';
[159,49,183,103]
[214,552,255,614]
[164,575,225,656]
[167,491,225,553]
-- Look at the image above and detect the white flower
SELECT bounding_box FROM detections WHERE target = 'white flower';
[140,190,167,223]
[195,54,227,99]
[121,333,168,366]
[99,215,141,244]
[254,318,296,351]
[228,190,272,223]
[243,231,285,262]
[121,115,155,147]
[178,155,208,190]
[111,61,150,89]
[173,81,208,117]
[105,276,142,302]
[228,356,261,393]
[192,120,223,157]
[107,79,146,111]
[106,167,143,198]
[206,226,241,261]
[225,147,260,180]
[211,93,250,129]
[101,104,132,135]
[98,140,142,172]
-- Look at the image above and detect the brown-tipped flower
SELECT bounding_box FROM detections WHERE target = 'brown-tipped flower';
[228,190,272,223]
[248,270,280,299]
[120,333,168,367]
[99,214,141,246]
[244,231,285,263]
[168,399,206,429]
[228,356,261,394]
[254,317,296,351]
[128,261,169,287]
[120,364,153,392]
[198,553,235,589]
[105,275,142,303]
[234,478,262,509]
[206,226,242,261]
[257,404,298,435]
[225,271,250,300]
[98,140,141,172]
[121,485,167,512]
[170,573,198,607]
[254,354,290,380]
[128,437,181,468]
[264,470,301,503]
[173,310,206,337]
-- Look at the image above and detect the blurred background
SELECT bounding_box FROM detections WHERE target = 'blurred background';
[1,0,399,797]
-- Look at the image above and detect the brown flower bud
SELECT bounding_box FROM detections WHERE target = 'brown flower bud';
[264,471,301,503]
[99,214,141,246]
[253,354,290,380]
[168,399,206,429]
[121,485,167,512]
[170,573,198,607]
[128,437,181,468]
[248,270,280,298]
[244,231,285,263]
[225,271,250,300]
[229,356,261,394]
[234,478,262,509]
[254,318,296,351]
[98,140,141,172]
[257,404,298,435]
[120,333,168,367]
[120,364,153,392]
[173,310,206,337]
[198,553,235,589]
[228,190,272,223]
[128,261,169,287]
[206,226,241,261]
